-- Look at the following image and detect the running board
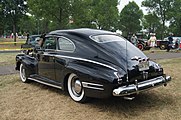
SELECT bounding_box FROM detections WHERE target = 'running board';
[28,77,62,89]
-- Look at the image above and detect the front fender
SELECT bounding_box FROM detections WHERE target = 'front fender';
[15,54,38,75]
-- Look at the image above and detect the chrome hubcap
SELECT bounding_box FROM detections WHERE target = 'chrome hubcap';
[72,79,82,95]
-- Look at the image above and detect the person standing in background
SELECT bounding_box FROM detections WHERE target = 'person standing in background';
[167,33,173,52]
[131,34,138,46]
[148,33,157,53]
[149,33,157,48]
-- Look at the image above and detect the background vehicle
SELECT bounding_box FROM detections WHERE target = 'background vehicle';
[157,37,181,50]
[137,39,151,51]
[127,33,151,51]
[21,35,41,54]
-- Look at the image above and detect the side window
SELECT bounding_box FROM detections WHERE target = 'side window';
[42,37,56,50]
[58,37,75,52]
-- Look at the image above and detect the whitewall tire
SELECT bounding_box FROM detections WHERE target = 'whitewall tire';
[19,63,29,83]
[67,73,87,103]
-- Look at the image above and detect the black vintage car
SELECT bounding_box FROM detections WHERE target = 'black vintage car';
[15,28,171,102]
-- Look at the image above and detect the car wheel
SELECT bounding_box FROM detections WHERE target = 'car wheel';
[67,73,87,103]
[160,44,166,50]
[20,63,29,83]
[137,44,144,51]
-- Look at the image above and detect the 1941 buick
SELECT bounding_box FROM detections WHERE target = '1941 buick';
[15,28,171,102]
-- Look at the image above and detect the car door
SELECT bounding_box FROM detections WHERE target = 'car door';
[55,36,76,82]
[38,36,57,80]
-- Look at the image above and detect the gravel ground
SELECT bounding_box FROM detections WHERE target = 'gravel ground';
[147,52,181,60]
[0,65,18,75]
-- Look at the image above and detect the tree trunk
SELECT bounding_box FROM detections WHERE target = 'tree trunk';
[13,23,16,46]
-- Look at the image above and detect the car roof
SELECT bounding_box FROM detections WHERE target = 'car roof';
[48,28,114,37]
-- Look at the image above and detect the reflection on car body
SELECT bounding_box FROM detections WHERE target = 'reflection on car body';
[15,28,171,103]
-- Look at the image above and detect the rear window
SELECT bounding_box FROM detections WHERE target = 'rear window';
[90,35,125,43]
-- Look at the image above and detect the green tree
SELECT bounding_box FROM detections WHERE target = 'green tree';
[70,0,94,28]
[28,0,119,31]
[70,0,119,30]
[119,1,143,36]
[18,16,37,34]
[142,0,174,39]
[142,12,164,39]
[168,0,181,36]
[142,13,160,32]
[28,0,70,30]
[1,0,27,43]
[92,0,119,30]
[0,3,4,35]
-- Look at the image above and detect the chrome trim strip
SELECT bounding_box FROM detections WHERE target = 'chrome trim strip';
[82,82,104,91]
[28,77,62,89]
[54,55,117,71]
[42,53,117,71]
[82,82,103,87]
[83,86,104,91]
[113,76,171,96]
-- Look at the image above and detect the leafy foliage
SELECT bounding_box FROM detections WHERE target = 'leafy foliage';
[0,0,27,41]
[119,1,143,36]
[1,0,181,39]
[92,0,119,30]
[142,0,174,38]
[27,0,119,31]
[168,0,181,36]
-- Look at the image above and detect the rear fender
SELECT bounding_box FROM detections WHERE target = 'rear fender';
[65,61,117,84]
[62,62,119,98]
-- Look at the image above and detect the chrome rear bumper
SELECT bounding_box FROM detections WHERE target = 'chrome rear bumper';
[113,76,171,96]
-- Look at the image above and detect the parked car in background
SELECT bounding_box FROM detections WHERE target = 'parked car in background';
[15,28,171,103]
[157,37,181,50]
[127,33,151,51]
[21,35,41,54]
[137,39,151,51]
[156,39,168,50]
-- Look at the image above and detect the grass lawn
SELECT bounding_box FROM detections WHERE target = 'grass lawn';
[143,47,181,55]
[0,38,26,42]
[0,58,181,120]
[0,38,25,50]
[0,44,22,50]
[0,53,19,66]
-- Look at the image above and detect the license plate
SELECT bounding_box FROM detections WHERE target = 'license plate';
[138,61,149,71]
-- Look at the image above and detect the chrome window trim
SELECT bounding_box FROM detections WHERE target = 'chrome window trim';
[57,36,76,53]
[89,34,124,43]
